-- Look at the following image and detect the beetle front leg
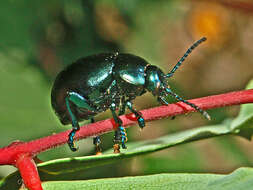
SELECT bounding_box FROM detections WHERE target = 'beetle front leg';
[126,101,145,128]
[110,103,127,153]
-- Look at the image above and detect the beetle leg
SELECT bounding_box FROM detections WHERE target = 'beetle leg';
[110,103,127,152]
[157,96,168,105]
[118,96,126,116]
[165,88,211,120]
[65,97,80,152]
[66,92,97,152]
[67,92,97,111]
[126,100,145,129]
[91,118,102,155]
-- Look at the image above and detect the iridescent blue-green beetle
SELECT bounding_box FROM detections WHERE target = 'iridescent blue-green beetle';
[51,37,210,153]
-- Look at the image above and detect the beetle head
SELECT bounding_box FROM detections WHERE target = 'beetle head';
[145,65,210,120]
[145,65,169,97]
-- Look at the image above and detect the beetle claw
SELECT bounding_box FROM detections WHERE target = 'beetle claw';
[68,141,78,152]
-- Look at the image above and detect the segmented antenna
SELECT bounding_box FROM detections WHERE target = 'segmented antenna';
[166,37,207,78]
[165,88,211,120]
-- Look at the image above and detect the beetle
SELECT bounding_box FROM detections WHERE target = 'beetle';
[51,37,210,153]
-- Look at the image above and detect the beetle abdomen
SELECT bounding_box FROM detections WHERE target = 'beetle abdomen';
[51,53,116,125]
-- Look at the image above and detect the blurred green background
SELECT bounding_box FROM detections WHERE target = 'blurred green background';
[0,0,253,180]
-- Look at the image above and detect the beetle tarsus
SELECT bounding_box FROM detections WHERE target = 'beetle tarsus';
[68,129,79,152]
[111,103,128,150]
[119,126,128,149]
[114,126,127,150]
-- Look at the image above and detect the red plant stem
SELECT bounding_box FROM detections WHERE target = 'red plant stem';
[15,154,43,190]
[0,89,253,166]
[1,89,253,190]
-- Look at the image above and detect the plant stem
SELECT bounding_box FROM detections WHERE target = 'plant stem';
[0,89,253,165]
[15,154,43,190]
[0,89,253,190]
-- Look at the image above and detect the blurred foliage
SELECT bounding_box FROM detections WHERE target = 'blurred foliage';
[0,0,253,183]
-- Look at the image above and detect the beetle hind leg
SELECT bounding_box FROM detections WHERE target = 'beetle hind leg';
[65,96,80,152]
[65,92,97,152]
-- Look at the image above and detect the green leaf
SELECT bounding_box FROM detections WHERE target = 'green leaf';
[0,172,21,190]
[38,167,253,190]
[36,124,231,176]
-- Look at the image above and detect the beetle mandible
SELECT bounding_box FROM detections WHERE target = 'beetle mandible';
[51,37,210,153]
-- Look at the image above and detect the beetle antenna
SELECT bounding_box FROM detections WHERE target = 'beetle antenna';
[165,37,207,78]
[165,88,211,120]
